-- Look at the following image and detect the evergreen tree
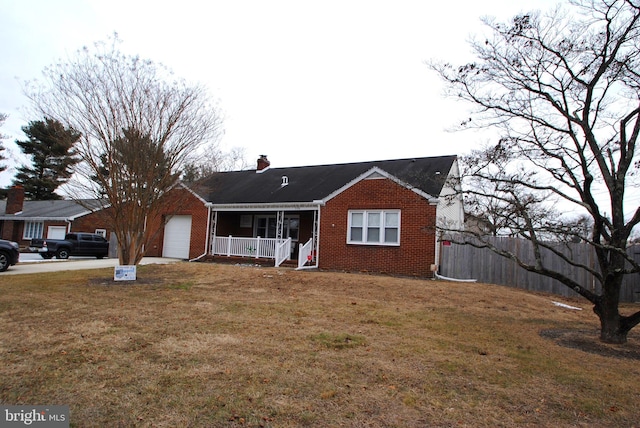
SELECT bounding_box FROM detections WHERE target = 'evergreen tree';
[14,118,81,200]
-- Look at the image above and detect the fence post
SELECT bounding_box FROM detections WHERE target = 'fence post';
[227,235,232,257]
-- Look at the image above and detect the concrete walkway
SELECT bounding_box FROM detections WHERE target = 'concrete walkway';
[3,254,180,275]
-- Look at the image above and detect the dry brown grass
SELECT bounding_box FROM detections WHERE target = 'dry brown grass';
[1,262,639,427]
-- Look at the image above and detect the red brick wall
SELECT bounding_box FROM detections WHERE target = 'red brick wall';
[1,221,23,244]
[215,212,251,237]
[71,211,112,235]
[319,177,437,277]
[6,186,25,214]
[72,189,208,260]
[2,190,208,258]
[144,189,209,259]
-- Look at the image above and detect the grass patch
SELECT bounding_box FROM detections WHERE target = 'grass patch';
[0,262,639,427]
[168,281,195,290]
[309,332,367,349]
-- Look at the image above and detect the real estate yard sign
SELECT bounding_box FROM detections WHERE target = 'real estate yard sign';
[114,265,137,281]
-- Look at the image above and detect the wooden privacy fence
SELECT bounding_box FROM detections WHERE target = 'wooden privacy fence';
[439,236,640,303]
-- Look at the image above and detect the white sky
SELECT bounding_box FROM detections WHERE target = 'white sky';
[0,0,560,187]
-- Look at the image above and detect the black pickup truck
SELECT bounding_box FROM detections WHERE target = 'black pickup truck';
[29,232,109,259]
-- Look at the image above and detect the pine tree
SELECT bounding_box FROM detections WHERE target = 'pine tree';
[14,118,81,200]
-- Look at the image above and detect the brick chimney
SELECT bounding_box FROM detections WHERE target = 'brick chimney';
[257,155,270,172]
[6,185,25,214]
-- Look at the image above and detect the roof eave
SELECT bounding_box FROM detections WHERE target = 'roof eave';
[0,216,72,221]
[206,201,323,211]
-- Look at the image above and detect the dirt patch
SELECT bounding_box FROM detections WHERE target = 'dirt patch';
[540,329,640,360]
[87,276,164,286]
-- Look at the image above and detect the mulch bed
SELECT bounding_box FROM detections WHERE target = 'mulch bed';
[540,329,640,360]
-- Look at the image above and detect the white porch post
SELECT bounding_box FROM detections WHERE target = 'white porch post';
[275,210,286,267]
[275,210,285,242]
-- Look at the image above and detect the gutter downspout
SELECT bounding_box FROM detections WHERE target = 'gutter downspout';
[314,204,321,268]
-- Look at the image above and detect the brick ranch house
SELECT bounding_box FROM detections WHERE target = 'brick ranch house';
[1,155,464,277]
[0,187,112,248]
[165,154,464,277]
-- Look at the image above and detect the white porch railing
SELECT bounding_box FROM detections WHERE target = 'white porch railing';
[275,239,291,267]
[297,238,314,269]
[212,236,291,267]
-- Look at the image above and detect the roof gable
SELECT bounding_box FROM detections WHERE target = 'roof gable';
[190,155,457,205]
[322,167,438,203]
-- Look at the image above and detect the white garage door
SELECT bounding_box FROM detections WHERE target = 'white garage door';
[47,226,67,240]
[162,215,192,259]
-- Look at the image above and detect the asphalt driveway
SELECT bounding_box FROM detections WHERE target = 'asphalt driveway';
[3,253,179,275]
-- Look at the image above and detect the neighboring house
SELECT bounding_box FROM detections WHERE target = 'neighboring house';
[155,154,463,277]
[0,186,111,248]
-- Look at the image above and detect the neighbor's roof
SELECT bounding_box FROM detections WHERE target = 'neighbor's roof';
[191,155,457,205]
[0,199,104,220]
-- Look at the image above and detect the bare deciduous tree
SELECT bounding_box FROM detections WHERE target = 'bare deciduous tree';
[431,0,640,343]
[0,113,8,174]
[181,144,249,183]
[25,36,222,265]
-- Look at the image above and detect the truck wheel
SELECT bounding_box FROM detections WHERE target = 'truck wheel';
[56,248,70,259]
[0,252,9,272]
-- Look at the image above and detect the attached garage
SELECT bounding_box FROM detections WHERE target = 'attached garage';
[162,215,192,259]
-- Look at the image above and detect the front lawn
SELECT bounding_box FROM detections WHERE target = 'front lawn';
[1,263,638,427]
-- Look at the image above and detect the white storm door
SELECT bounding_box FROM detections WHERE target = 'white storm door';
[162,215,192,259]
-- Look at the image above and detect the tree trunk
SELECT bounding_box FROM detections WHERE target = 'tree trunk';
[594,276,628,344]
[598,310,627,344]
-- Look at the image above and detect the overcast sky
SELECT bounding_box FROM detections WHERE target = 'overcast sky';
[0,0,560,186]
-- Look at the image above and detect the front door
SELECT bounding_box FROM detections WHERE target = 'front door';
[254,215,300,257]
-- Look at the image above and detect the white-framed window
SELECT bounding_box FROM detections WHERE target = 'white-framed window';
[239,215,253,228]
[348,210,400,246]
[95,229,107,238]
[23,221,44,240]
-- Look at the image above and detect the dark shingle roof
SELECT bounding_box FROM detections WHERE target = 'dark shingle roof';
[0,199,103,220]
[191,155,457,205]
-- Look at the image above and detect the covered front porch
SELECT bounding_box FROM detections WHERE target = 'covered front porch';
[207,205,320,268]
